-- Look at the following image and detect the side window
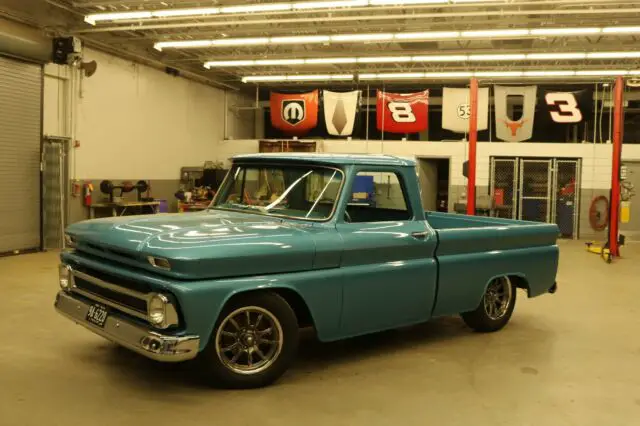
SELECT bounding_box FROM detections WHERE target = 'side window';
[346,171,412,223]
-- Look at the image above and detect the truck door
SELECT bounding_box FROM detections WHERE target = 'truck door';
[336,167,438,337]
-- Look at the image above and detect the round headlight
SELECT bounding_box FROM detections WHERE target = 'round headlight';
[59,264,72,290]
[148,294,168,327]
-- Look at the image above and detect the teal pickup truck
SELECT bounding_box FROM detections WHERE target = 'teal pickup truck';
[55,153,559,388]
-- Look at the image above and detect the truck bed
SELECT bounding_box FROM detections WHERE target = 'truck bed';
[426,211,559,318]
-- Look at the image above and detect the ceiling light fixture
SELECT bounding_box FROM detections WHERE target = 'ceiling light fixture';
[270,35,331,43]
[241,73,354,82]
[241,69,635,82]
[156,25,640,50]
[204,50,640,67]
[331,33,394,41]
[357,56,412,63]
[468,54,527,61]
[293,0,368,9]
[86,0,516,24]
[461,29,530,38]
[530,27,601,36]
[394,31,460,40]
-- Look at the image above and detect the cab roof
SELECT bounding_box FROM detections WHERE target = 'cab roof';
[232,153,416,167]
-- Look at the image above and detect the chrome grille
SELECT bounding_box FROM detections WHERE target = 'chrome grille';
[69,269,150,322]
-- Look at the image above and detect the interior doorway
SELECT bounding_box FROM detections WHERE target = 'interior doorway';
[417,157,450,213]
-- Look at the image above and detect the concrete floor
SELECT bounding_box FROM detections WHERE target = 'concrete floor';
[1,240,639,426]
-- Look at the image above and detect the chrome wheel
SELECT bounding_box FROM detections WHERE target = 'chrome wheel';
[215,306,283,375]
[483,277,513,320]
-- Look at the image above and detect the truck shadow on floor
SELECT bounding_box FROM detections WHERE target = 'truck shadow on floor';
[90,315,548,392]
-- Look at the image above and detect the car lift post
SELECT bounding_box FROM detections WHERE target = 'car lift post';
[466,78,478,216]
[609,76,625,257]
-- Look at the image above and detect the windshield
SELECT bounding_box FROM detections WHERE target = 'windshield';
[212,164,344,221]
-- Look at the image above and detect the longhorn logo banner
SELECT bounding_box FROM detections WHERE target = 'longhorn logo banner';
[270,90,319,135]
[442,87,489,133]
[323,90,360,136]
[494,85,537,142]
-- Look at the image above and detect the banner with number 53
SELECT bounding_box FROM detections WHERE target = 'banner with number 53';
[376,90,429,134]
[442,87,490,133]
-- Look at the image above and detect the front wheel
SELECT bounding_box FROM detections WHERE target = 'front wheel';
[461,276,516,332]
[199,292,299,388]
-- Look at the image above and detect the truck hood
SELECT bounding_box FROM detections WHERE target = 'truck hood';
[67,210,317,279]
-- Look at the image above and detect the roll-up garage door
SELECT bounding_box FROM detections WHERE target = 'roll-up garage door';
[0,56,43,254]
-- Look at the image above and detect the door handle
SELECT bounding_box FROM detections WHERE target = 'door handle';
[411,231,429,239]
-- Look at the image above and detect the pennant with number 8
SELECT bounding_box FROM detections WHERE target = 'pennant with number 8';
[376,90,429,134]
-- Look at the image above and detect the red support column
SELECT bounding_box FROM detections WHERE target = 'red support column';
[466,78,479,216]
[609,76,625,257]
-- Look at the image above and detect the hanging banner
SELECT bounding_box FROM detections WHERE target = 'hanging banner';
[542,89,591,124]
[270,90,319,136]
[494,85,537,142]
[376,90,429,134]
[323,90,360,136]
[442,87,490,133]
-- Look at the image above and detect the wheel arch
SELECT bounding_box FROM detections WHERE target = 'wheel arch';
[221,286,316,330]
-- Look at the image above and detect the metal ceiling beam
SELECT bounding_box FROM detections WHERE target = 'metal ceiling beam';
[71,6,640,34]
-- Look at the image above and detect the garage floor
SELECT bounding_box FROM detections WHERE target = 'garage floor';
[1,240,639,426]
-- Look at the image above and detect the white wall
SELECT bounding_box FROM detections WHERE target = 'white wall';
[211,139,640,191]
[44,48,255,180]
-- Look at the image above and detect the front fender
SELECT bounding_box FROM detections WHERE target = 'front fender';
[176,267,344,351]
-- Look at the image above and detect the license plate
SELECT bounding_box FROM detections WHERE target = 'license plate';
[86,304,109,328]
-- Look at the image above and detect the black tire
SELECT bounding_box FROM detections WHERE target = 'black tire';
[461,277,516,333]
[199,292,299,389]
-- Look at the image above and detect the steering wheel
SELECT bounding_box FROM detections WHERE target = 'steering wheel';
[344,210,352,223]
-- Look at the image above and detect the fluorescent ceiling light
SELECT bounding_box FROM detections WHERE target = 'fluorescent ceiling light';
[575,70,628,76]
[424,72,473,77]
[469,54,526,61]
[242,75,287,82]
[394,31,460,40]
[331,33,394,41]
[255,59,306,65]
[270,35,331,43]
[527,53,587,60]
[211,37,269,46]
[531,27,600,36]
[204,60,255,68]
[370,0,447,4]
[412,55,467,62]
[306,57,358,64]
[159,25,640,50]
[85,11,152,24]
[155,40,213,50]
[205,51,640,67]
[474,71,524,77]
[523,71,577,77]
[242,73,353,82]
[360,72,425,79]
[293,0,368,9]
[153,8,220,17]
[241,69,638,83]
[461,29,530,38]
[220,4,293,13]
[588,52,640,59]
[286,74,333,80]
[358,56,411,63]
[602,26,640,34]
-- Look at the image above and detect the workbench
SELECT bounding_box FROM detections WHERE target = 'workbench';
[89,201,160,219]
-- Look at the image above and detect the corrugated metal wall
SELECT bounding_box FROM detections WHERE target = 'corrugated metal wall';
[0,55,42,253]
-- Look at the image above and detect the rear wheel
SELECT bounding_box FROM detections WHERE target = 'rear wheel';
[461,276,516,332]
[200,292,299,388]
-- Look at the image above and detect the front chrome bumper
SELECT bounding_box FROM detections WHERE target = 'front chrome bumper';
[55,291,200,362]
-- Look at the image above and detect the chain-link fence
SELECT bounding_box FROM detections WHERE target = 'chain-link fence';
[490,157,581,238]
